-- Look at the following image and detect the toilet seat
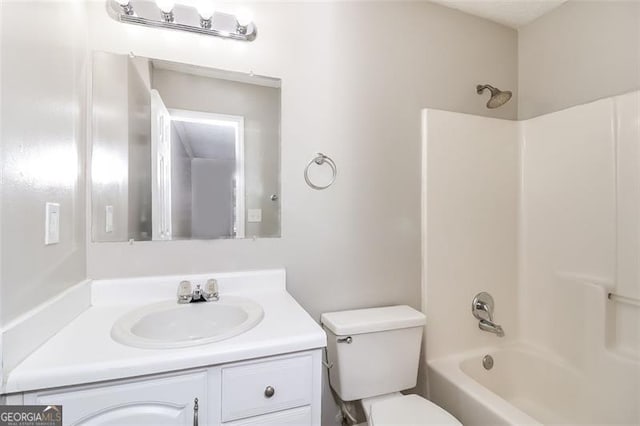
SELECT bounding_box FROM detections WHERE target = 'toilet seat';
[369,394,462,426]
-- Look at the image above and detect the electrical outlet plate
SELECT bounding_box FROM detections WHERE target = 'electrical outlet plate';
[247,208,262,223]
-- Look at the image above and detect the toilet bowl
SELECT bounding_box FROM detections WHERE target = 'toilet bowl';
[321,305,461,425]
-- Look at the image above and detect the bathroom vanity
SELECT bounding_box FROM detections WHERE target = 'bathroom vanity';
[19,352,320,425]
[2,270,326,426]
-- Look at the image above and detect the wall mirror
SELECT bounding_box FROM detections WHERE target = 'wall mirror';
[90,52,281,242]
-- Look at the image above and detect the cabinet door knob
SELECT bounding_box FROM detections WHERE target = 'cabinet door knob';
[264,386,275,398]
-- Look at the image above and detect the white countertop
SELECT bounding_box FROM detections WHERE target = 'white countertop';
[4,270,326,394]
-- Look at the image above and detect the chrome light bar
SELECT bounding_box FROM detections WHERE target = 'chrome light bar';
[107,0,257,42]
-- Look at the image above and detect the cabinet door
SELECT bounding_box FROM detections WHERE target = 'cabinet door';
[150,89,172,241]
[24,371,207,426]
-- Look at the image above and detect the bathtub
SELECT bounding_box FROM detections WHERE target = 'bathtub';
[427,343,639,425]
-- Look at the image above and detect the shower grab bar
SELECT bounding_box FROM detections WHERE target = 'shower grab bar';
[607,292,640,307]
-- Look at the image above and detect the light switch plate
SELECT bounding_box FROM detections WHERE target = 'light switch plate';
[45,202,60,245]
[105,205,114,233]
[247,208,262,223]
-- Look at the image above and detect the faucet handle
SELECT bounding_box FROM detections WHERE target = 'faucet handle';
[177,280,193,304]
[203,279,219,301]
[472,292,495,322]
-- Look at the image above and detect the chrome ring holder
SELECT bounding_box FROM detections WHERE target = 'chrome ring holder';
[304,153,337,190]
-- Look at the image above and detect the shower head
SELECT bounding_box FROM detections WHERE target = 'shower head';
[476,84,512,109]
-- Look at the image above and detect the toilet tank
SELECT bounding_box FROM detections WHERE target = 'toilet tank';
[321,305,426,401]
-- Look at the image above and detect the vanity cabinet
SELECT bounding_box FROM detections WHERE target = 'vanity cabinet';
[18,350,321,426]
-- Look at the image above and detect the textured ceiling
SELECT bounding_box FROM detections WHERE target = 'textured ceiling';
[430,0,568,28]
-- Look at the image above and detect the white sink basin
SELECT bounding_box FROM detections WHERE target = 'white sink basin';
[111,296,264,349]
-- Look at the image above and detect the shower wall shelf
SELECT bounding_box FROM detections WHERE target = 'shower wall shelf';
[107,0,257,42]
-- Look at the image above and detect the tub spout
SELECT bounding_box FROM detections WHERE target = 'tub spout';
[479,319,504,337]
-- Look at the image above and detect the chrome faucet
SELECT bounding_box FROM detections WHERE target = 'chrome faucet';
[177,279,219,304]
[472,292,504,337]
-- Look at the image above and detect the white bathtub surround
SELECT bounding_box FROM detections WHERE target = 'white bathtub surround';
[430,327,640,424]
[519,97,615,348]
[2,269,326,395]
[519,92,640,363]
[615,92,640,304]
[422,91,640,426]
[421,109,519,360]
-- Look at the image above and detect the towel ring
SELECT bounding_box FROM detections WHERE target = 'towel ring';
[304,153,337,190]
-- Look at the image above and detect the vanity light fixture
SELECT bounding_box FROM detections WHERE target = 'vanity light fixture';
[106,0,257,42]
[235,8,252,35]
[115,0,134,15]
[156,0,175,22]
[197,2,215,29]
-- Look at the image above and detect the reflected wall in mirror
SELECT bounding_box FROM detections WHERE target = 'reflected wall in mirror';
[91,52,281,242]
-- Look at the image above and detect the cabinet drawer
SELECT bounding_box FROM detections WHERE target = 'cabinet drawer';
[223,406,312,426]
[221,354,313,421]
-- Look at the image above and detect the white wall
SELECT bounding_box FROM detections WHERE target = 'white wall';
[0,1,87,326]
[518,0,640,119]
[421,110,518,361]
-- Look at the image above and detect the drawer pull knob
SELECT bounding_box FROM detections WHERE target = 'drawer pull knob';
[264,386,275,398]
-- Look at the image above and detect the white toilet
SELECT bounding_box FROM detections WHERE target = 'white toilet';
[321,305,461,425]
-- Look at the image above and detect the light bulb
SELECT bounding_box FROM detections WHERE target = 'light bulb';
[155,0,175,13]
[116,0,134,15]
[197,1,215,19]
[235,7,253,26]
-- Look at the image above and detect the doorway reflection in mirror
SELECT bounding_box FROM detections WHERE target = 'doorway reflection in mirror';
[90,52,281,242]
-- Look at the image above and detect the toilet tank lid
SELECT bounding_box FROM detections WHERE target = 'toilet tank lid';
[320,305,426,335]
